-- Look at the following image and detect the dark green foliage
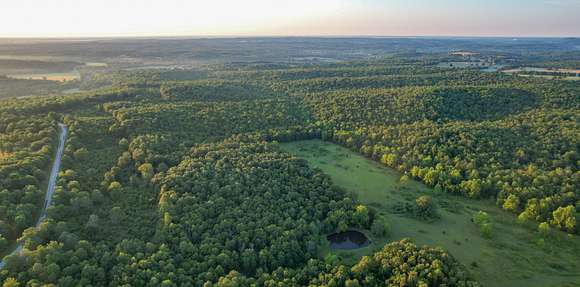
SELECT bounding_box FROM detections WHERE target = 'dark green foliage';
[1,55,579,286]
[209,239,479,286]
[370,217,389,237]
[329,108,579,231]
[0,114,56,250]
[302,86,538,129]
[160,80,281,101]
[312,239,479,286]
[147,140,363,283]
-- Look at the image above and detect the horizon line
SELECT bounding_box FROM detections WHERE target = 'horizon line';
[0,34,579,40]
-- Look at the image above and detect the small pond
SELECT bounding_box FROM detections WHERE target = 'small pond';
[327,230,370,250]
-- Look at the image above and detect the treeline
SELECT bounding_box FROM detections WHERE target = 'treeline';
[266,71,514,94]
[215,64,445,81]
[103,97,313,165]
[518,80,580,109]
[206,239,479,287]
[0,87,148,116]
[160,80,282,102]
[80,69,210,91]
[299,86,538,130]
[325,108,579,233]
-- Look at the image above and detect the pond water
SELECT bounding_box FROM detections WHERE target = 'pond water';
[327,231,370,250]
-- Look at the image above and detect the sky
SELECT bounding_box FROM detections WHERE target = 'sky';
[0,0,579,37]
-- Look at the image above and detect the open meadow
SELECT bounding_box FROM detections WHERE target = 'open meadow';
[281,140,580,287]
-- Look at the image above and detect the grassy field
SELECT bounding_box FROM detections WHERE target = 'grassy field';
[280,140,580,287]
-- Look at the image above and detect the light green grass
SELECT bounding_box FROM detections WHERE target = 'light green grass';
[280,140,580,287]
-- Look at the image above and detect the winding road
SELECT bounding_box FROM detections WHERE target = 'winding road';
[0,123,67,269]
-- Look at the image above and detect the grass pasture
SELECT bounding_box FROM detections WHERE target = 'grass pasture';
[280,140,580,287]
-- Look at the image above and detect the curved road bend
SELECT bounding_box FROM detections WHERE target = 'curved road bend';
[0,123,68,269]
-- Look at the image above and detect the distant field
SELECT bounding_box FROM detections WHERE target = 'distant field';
[85,62,108,67]
[281,140,580,287]
[0,55,75,61]
[501,67,580,80]
[0,76,68,100]
[437,61,488,68]
[503,67,580,74]
[7,71,80,82]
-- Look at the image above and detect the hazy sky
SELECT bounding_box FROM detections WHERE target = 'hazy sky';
[1,0,579,37]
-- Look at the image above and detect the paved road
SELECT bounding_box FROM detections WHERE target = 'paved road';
[0,124,67,269]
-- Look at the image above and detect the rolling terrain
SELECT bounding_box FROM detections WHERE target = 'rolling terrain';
[0,38,578,286]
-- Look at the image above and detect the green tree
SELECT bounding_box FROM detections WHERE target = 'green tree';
[551,206,576,233]
[538,222,552,238]
[353,205,370,227]
[2,278,19,287]
[502,194,520,212]
[370,218,389,237]
[473,211,492,238]
[138,163,154,180]
[86,214,100,234]
[415,196,437,220]
[73,148,89,161]
[110,206,123,225]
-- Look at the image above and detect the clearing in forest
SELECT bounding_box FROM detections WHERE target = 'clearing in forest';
[280,140,580,287]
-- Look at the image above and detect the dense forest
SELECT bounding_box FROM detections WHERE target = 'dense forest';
[0,55,578,286]
[0,113,58,252]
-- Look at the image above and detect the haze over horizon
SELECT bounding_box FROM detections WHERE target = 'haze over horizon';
[1,0,579,38]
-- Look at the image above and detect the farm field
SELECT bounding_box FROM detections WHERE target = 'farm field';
[84,62,108,67]
[7,71,80,82]
[281,140,580,287]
